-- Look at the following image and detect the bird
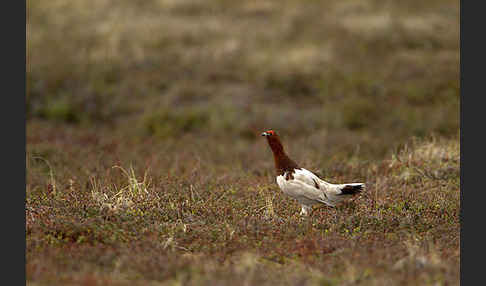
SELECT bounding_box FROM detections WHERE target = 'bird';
[261,130,365,216]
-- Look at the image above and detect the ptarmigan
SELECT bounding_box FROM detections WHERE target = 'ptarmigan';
[261,130,365,216]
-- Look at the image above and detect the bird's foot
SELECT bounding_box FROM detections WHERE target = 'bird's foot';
[299,205,312,217]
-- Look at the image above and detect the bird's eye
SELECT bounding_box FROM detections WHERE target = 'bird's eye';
[262,130,276,137]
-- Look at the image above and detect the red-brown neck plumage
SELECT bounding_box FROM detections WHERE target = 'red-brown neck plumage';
[265,135,299,176]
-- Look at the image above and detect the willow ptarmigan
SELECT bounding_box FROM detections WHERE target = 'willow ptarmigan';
[261,130,365,216]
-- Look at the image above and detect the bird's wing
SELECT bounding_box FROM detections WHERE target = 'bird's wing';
[277,168,332,205]
[294,168,357,203]
[292,168,337,193]
[279,168,364,207]
[292,168,323,187]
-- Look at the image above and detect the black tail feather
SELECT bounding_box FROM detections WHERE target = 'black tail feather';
[340,184,364,195]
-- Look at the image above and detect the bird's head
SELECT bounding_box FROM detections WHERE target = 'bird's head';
[261,130,277,137]
[261,130,284,153]
[261,129,297,171]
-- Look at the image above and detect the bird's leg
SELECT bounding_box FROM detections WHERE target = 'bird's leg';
[300,205,312,216]
[332,207,338,223]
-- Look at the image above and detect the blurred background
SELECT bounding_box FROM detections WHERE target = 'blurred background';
[27,0,459,158]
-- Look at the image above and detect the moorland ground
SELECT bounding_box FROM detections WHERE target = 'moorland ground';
[27,0,459,285]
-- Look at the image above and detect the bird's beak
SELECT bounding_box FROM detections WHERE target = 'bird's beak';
[261,132,268,136]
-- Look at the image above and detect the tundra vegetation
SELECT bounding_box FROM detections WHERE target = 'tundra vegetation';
[27,0,459,285]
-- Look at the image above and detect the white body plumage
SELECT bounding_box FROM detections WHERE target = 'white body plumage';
[276,168,364,216]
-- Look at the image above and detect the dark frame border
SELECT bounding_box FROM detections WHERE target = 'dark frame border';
[4,0,27,284]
